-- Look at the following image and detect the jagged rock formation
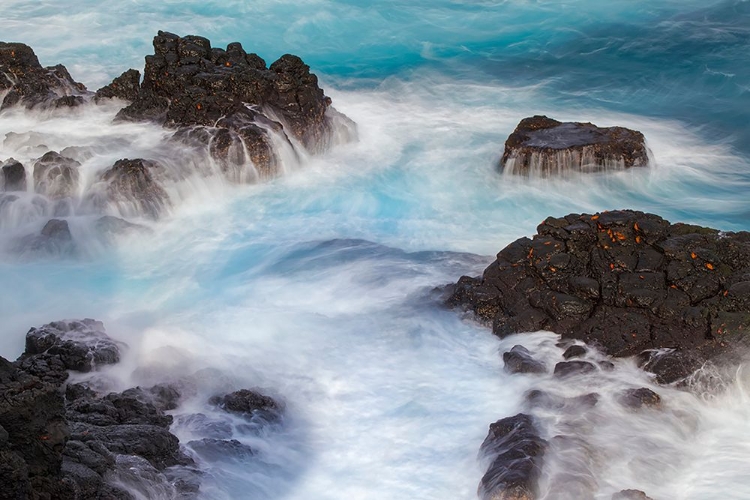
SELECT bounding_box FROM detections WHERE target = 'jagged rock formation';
[1,319,285,499]
[500,116,650,176]
[96,31,355,178]
[0,42,88,110]
[92,158,171,220]
[447,210,750,383]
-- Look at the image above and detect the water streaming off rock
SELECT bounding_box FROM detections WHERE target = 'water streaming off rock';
[1,1,749,499]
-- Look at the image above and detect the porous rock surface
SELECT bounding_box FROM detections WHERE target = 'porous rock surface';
[99,31,354,177]
[500,116,649,176]
[448,210,750,383]
[0,320,192,499]
[0,42,88,110]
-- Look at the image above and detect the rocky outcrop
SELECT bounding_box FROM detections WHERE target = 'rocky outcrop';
[2,158,26,191]
[478,413,546,500]
[503,345,546,374]
[33,151,81,200]
[105,31,354,177]
[0,42,88,110]
[90,158,171,220]
[209,389,280,419]
[612,490,653,500]
[0,319,197,499]
[94,69,141,102]
[447,210,750,383]
[500,116,650,176]
[16,219,76,256]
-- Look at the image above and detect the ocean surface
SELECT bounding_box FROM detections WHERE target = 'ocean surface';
[1,1,750,499]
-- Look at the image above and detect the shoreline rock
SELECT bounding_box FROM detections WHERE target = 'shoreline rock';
[447,210,750,383]
[500,116,650,176]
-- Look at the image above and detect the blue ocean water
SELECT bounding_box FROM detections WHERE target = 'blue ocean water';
[1,1,750,499]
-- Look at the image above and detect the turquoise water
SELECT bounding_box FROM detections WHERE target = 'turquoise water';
[2,1,750,499]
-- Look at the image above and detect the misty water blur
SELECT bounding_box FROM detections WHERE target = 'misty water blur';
[1,0,750,499]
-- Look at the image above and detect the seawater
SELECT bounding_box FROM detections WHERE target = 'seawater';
[1,1,749,499]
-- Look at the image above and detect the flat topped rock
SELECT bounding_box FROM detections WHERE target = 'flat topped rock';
[501,115,650,176]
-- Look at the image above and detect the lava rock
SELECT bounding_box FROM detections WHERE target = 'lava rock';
[503,345,547,374]
[187,438,255,462]
[0,42,88,109]
[16,219,76,256]
[612,490,653,500]
[2,158,26,191]
[0,355,69,499]
[110,31,354,178]
[500,115,650,176]
[562,345,587,359]
[33,151,81,199]
[553,360,597,378]
[23,318,122,372]
[209,389,280,419]
[525,390,600,413]
[619,388,662,409]
[447,210,750,383]
[92,158,170,220]
[479,413,546,500]
[95,69,141,102]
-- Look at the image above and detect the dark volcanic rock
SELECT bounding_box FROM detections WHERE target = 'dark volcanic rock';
[16,219,76,256]
[209,389,280,418]
[500,116,650,176]
[33,151,81,199]
[479,413,546,500]
[109,31,353,178]
[0,355,70,499]
[0,42,88,109]
[187,438,255,462]
[619,388,662,409]
[92,158,170,220]
[2,158,26,191]
[503,345,546,374]
[23,318,122,372]
[553,360,597,378]
[562,345,587,359]
[447,210,750,383]
[95,69,141,102]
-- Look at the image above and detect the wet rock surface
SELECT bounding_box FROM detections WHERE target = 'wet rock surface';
[95,69,141,102]
[619,388,662,410]
[447,210,750,383]
[0,319,199,499]
[500,116,650,176]
[33,151,81,200]
[209,388,280,419]
[0,42,88,110]
[16,219,76,256]
[612,490,654,500]
[503,345,547,374]
[92,158,171,220]
[479,413,546,500]
[107,31,354,177]
[2,158,26,191]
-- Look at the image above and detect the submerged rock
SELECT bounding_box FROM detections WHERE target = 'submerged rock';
[503,345,547,374]
[209,389,280,418]
[1,158,26,191]
[619,388,662,410]
[447,210,750,383]
[0,42,88,110]
[16,219,77,256]
[612,490,653,500]
[479,413,546,500]
[500,116,650,176]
